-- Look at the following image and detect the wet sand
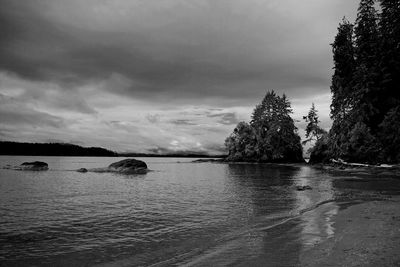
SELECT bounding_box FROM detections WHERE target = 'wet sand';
[300,197,400,267]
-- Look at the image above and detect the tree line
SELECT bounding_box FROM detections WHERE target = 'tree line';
[0,141,117,156]
[225,0,400,164]
[311,0,400,164]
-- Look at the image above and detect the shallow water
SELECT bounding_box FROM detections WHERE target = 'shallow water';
[0,156,399,266]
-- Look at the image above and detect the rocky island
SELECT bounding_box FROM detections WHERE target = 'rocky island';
[3,161,49,171]
[224,91,304,163]
[79,158,148,174]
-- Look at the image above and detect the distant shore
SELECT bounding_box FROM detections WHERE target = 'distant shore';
[300,197,400,266]
[0,141,225,158]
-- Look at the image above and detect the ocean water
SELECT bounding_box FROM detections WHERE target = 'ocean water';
[1,156,399,266]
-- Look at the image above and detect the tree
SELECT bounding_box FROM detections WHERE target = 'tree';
[311,0,400,164]
[379,106,400,163]
[378,0,400,114]
[302,103,327,145]
[353,0,381,130]
[225,122,257,162]
[226,91,303,162]
[329,18,357,159]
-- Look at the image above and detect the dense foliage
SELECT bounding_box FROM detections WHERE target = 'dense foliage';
[225,91,303,162]
[311,0,400,164]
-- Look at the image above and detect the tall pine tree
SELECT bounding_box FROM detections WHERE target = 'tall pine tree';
[378,0,400,162]
[329,18,356,159]
[378,0,400,110]
[353,0,380,130]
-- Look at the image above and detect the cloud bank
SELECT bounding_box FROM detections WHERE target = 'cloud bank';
[0,0,358,153]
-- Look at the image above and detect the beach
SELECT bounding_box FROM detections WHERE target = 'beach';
[301,197,400,267]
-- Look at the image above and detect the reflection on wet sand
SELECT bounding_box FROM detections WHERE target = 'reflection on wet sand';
[293,166,338,249]
[180,164,305,266]
[181,164,343,266]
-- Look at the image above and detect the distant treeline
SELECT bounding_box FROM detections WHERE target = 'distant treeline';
[0,141,117,156]
[119,153,226,158]
[0,141,226,158]
[310,0,400,164]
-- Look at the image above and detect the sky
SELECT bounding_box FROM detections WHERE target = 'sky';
[0,0,359,154]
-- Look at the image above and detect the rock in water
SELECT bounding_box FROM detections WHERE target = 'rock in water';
[20,161,49,171]
[296,185,312,191]
[108,159,147,173]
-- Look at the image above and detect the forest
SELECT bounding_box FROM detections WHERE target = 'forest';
[0,142,117,157]
[225,0,400,164]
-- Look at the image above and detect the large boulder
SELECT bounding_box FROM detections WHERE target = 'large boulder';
[108,159,147,173]
[19,161,49,171]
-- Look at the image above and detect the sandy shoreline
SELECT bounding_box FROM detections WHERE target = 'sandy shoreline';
[300,197,400,267]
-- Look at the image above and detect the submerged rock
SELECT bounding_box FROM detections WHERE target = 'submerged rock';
[108,159,147,173]
[17,161,49,171]
[296,185,312,191]
[77,168,88,173]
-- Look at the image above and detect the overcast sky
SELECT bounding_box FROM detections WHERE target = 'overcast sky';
[0,0,359,154]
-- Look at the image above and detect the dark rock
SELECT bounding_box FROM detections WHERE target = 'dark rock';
[77,168,88,173]
[296,185,312,191]
[108,159,147,173]
[3,164,12,169]
[19,161,49,171]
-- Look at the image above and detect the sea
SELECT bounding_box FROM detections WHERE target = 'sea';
[1,156,399,266]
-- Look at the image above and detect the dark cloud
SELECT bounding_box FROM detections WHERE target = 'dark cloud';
[0,0,359,105]
[0,0,359,153]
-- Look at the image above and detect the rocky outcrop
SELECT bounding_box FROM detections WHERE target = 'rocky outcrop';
[80,159,148,174]
[3,161,49,171]
[20,161,49,171]
[108,159,147,173]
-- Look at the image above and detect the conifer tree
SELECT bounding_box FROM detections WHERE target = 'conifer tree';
[378,0,400,162]
[378,0,400,111]
[303,103,327,145]
[313,0,400,163]
[353,0,380,130]
[329,18,356,159]
[226,91,303,162]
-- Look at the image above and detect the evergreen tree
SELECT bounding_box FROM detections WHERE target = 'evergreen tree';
[378,0,400,112]
[379,106,400,163]
[353,0,381,130]
[378,0,400,162]
[225,122,257,161]
[302,103,327,145]
[226,91,303,162]
[308,0,400,164]
[329,18,356,159]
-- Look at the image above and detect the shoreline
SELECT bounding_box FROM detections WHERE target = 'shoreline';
[191,159,400,177]
[300,197,400,266]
